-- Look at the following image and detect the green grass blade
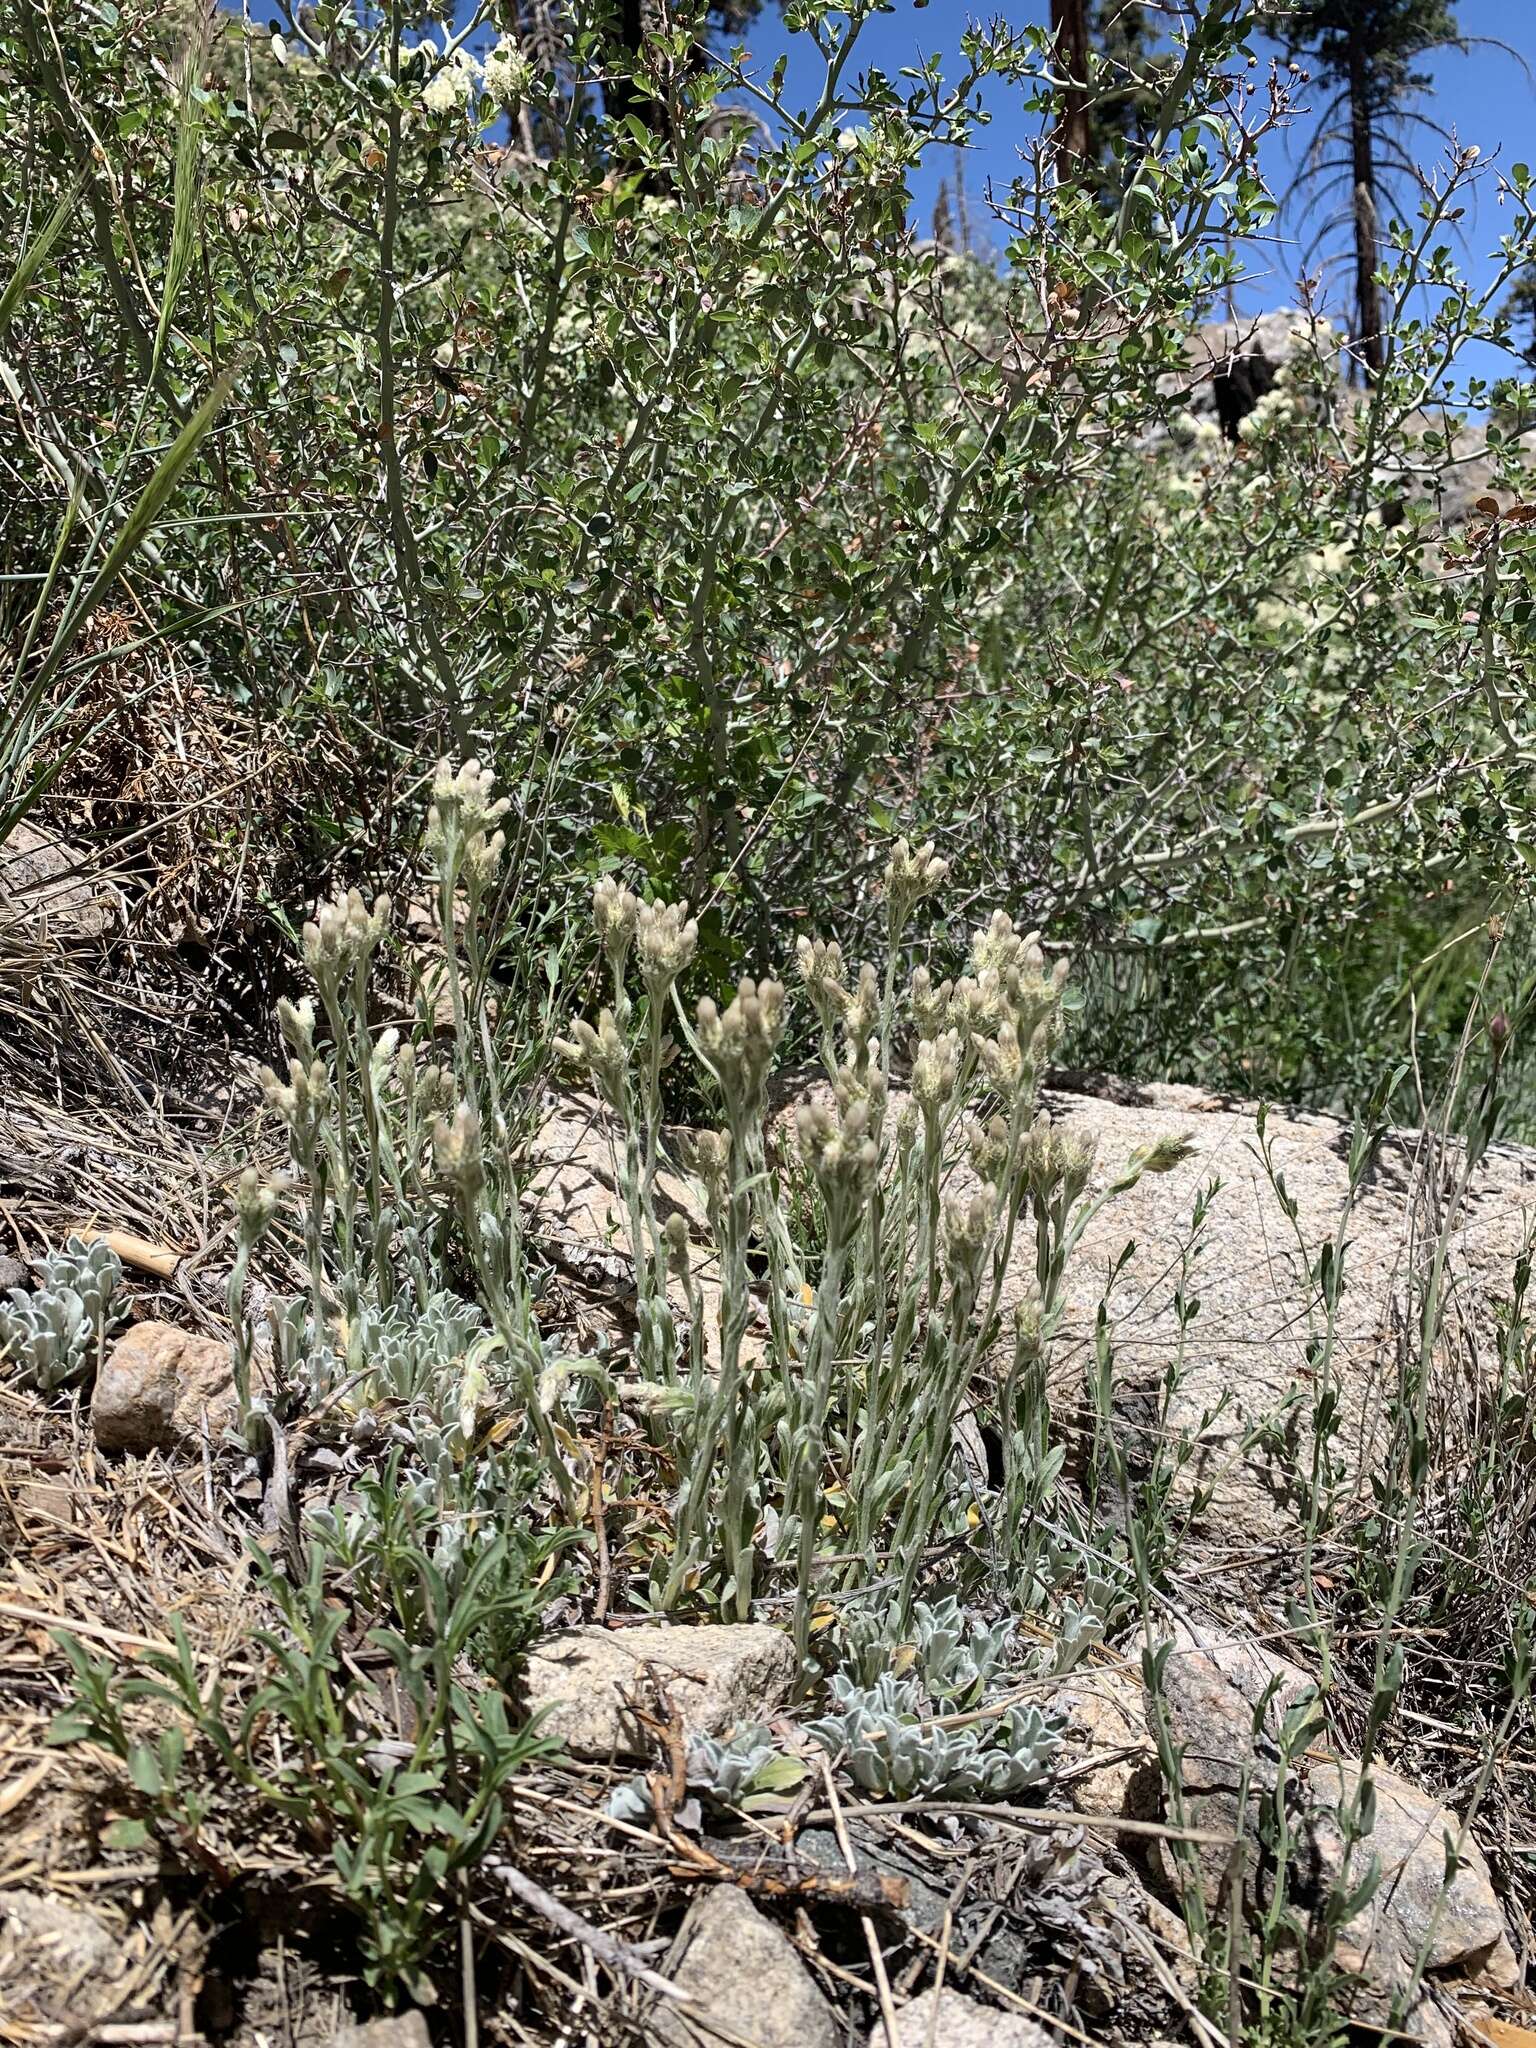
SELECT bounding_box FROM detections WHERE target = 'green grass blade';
[0,164,89,340]
[37,362,241,692]
[16,478,84,675]
[151,24,211,376]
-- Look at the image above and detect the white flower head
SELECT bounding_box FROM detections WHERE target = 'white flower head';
[483,35,532,104]
[422,45,481,115]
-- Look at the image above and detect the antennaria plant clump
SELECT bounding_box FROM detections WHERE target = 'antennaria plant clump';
[551,826,1181,1656]
[0,1234,123,1391]
[605,1724,805,1826]
[223,763,1173,1669]
[807,1598,1063,1800]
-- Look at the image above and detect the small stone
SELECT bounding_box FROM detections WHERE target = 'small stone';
[872,1988,1053,2048]
[0,1889,127,2023]
[331,2020,431,2048]
[0,1255,27,1293]
[90,1321,242,1454]
[517,1622,796,1759]
[652,1886,837,2048]
[0,822,117,941]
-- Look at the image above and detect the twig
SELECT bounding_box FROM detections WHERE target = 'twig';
[669,1837,910,1916]
[819,1753,900,2048]
[1122,1918,1230,2048]
[591,1405,613,1625]
[76,2028,186,2046]
[803,1797,1236,1848]
[928,1903,954,2048]
[67,1225,181,1279]
[3,1601,173,1653]
[482,1859,690,2004]
[460,1908,479,2048]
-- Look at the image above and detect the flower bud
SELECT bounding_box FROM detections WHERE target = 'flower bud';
[260,1055,332,1136]
[1130,1132,1194,1176]
[971,910,1028,975]
[234,1167,279,1240]
[967,1112,1012,1187]
[1013,1294,1042,1365]
[976,1018,1026,1095]
[276,995,317,1063]
[433,1102,485,1202]
[553,1008,628,1110]
[909,965,954,1042]
[944,1183,998,1290]
[696,977,785,1111]
[894,1100,919,1158]
[886,835,949,921]
[796,935,848,1028]
[950,972,1005,1044]
[303,887,391,993]
[797,1099,879,1206]
[663,1210,692,1280]
[426,758,511,888]
[912,1029,961,1116]
[842,963,880,1064]
[636,898,698,1002]
[693,1128,732,1211]
[593,876,640,970]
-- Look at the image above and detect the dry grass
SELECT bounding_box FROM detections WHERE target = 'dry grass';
[2,607,363,1127]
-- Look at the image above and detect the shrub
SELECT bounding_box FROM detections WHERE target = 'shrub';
[13,2,1535,1118]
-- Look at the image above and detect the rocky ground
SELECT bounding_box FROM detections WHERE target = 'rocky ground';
[2,824,1535,2048]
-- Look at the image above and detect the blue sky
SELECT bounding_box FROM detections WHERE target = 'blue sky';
[736,1,1536,392]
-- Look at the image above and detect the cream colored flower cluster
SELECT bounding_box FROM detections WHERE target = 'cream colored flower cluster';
[418,33,532,117]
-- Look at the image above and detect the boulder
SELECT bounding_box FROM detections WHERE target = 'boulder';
[1178,310,1339,438]
[531,1079,1536,1544]
[0,822,117,942]
[1159,311,1536,521]
[1145,1622,1323,1902]
[1049,1658,1160,1825]
[651,1885,838,2048]
[1305,1759,1519,1999]
[872,1989,1052,2048]
[1386,415,1536,529]
[90,1321,242,1453]
[992,1083,1534,1542]
[1110,1623,1517,2038]
[526,1091,765,1367]
[517,1622,796,1760]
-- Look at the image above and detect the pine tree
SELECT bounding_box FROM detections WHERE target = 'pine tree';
[1505,274,1536,369]
[1281,0,1465,381]
[1083,1,1170,182]
[1051,0,1092,166]
[1050,2,1174,201]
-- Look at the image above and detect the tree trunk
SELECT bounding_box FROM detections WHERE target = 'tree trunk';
[1051,0,1091,169]
[604,0,669,184]
[1348,36,1386,382]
